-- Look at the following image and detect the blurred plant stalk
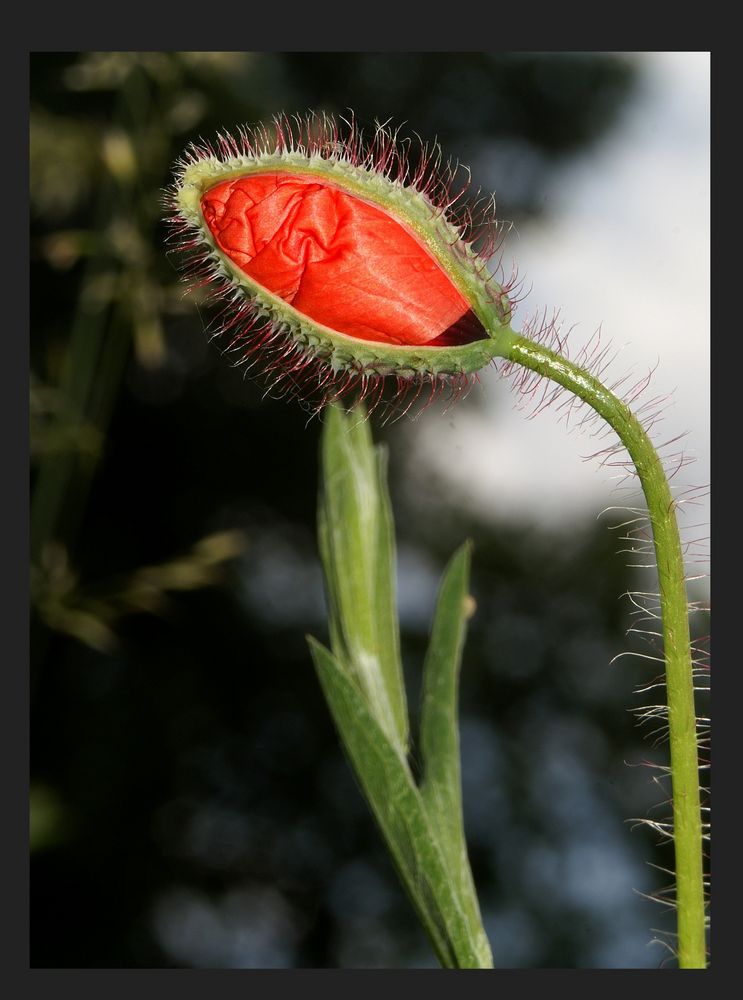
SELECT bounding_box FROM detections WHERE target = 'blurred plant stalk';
[31,531,245,653]
[31,60,168,566]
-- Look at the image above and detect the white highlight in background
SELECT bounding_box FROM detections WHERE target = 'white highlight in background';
[405,53,709,575]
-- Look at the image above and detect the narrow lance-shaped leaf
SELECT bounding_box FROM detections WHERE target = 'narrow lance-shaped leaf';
[419,543,491,964]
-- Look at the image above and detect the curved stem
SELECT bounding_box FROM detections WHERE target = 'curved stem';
[497,330,706,968]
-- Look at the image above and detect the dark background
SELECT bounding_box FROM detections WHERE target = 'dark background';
[30,52,707,968]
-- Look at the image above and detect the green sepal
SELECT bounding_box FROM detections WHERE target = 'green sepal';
[176,154,516,377]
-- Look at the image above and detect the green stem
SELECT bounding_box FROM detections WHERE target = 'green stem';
[495,329,706,968]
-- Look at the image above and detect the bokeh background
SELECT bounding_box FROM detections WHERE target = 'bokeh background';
[30,52,710,968]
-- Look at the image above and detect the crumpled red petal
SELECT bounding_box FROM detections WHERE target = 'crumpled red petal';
[201,173,484,347]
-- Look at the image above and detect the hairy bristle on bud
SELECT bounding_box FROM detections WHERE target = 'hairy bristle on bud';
[164,112,514,415]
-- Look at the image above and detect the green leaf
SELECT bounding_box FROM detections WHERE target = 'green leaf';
[307,636,491,968]
[373,443,406,741]
[419,543,491,963]
[318,405,408,752]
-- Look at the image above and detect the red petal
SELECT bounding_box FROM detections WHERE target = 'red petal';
[201,173,483,347]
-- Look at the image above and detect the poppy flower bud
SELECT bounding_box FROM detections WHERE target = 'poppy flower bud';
[166,113,515,410]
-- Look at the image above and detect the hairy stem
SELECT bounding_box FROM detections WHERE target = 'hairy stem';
[496,329,706,969]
